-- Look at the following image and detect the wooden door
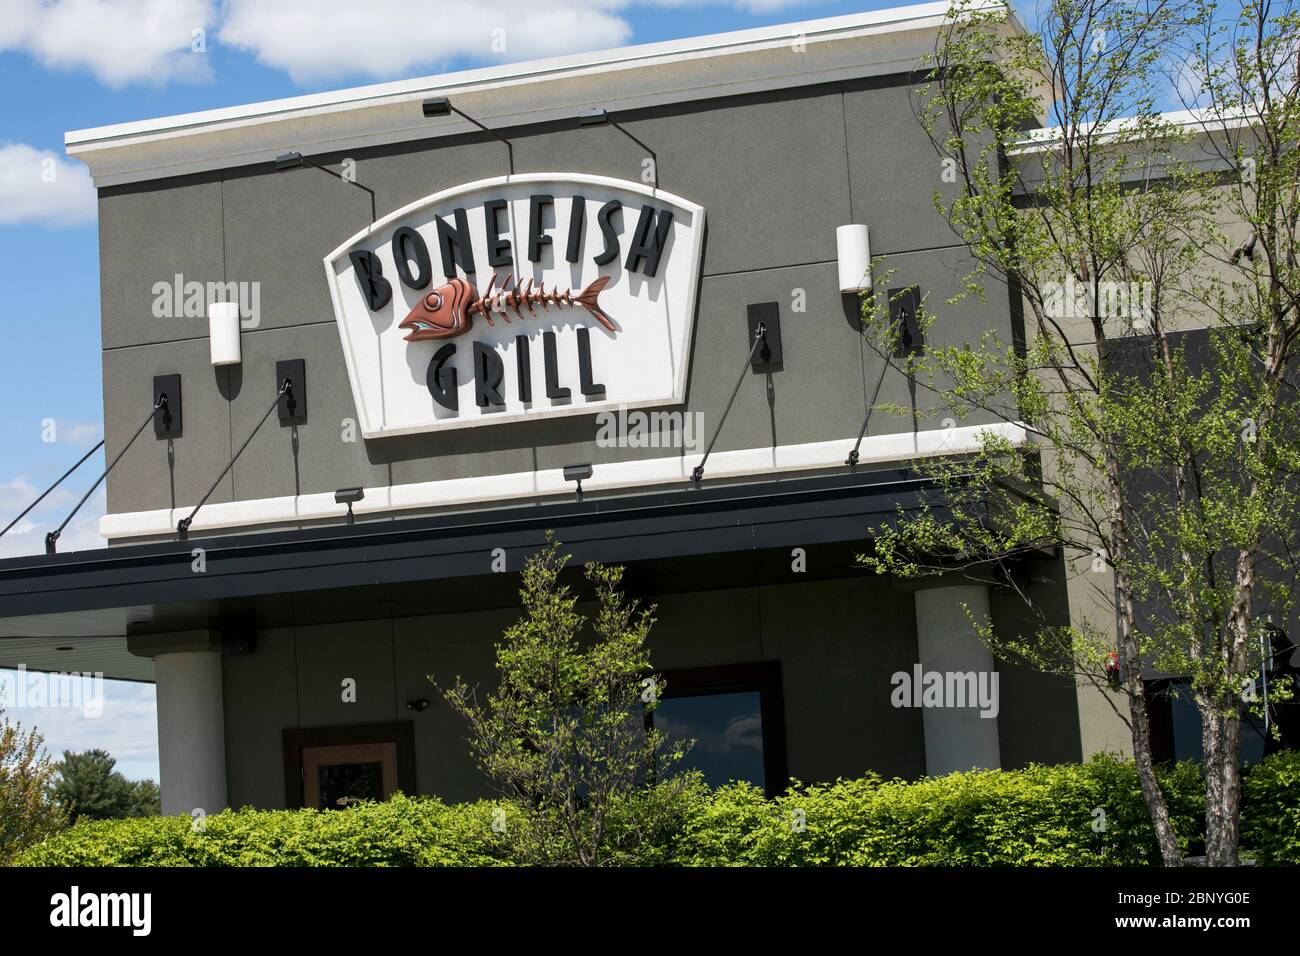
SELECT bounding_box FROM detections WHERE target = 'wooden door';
[301,741,398,810]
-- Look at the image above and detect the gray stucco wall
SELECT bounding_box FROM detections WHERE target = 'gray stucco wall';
[98,76,1013,520]
[105,71,1087,804]
[222,571,1083,809]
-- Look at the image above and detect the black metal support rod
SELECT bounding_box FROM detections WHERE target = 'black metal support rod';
[847,366,886,467]
[691,325,765,488]
[0,439,105,539]
[448,105,514,176]
[846,415,871,468]
[1,439,102,538]
[45,398,164,554]
[177,380,290,540]
[846,318,895,467]
[300,157,377,224]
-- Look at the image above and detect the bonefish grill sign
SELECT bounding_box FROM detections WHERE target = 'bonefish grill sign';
[325,173,705,439]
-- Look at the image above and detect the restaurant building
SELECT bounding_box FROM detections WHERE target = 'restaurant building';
[0,2,1126,815]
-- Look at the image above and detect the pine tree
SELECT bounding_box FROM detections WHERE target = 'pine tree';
[52,749,160,822]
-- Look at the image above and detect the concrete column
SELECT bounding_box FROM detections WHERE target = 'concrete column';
[913,583,1001,776]
[151,646,228,816]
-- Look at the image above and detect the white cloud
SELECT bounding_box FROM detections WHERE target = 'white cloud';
[2,676,158,782]
[646,0,814,14]
[0,477,105,559]
[1,0,817,89]
[217,0,816,85]
[55,421,104,448]
[217,0,816,84]
[0,0,214,87]
[741,0,813,10]
[0,476,43,511]
[218,0,634,85]
[0,144,97,227]
[1171,54,1218,112]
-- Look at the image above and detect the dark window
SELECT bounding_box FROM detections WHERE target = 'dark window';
[654,691,764,789]
[648,662,787,795]
[1145,678,1272,766]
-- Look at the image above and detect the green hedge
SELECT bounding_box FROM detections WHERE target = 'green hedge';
[1241,749,1300,865]
[672,755,1205,866]
[17,752,1297,867]
[17,794,517,867]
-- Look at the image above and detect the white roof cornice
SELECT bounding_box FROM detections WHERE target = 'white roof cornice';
[66,1,1020,187]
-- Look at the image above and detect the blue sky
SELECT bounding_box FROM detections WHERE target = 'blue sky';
[1,0,1049,786]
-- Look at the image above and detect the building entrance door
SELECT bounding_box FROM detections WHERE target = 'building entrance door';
[282,722,416,808]
[302,742,398,809]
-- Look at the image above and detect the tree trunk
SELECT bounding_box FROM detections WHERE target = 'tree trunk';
[1209,538,1261,866]
[1107,456,1183,866]
[1124,658,1184,865]
[1202,703,1243,865]
[1115,569,1182,865]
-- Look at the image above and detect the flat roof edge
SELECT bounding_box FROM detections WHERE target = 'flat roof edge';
[64,1,1020,188]
[0,470,951,624]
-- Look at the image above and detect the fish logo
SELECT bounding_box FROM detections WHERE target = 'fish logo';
[399,274,614,342]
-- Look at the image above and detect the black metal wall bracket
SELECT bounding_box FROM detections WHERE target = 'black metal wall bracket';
[845,286,923,468]
[747,302,783,371]
[889,285,923,358]
[277,359,307,422]
[153,374,182,437]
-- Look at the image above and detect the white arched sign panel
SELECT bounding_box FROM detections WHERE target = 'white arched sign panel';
[324,173,705,439]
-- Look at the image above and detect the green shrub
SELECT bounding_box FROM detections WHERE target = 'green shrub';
[670,779,776,866]
[599,775,711,866]
[17,793,517,867]
[1242,750,1300,866]
[671,754,1204,867]
[17,753,1294,867]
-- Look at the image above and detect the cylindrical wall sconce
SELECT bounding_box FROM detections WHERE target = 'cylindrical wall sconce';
[836,224,872,292]
[209,301,241,366]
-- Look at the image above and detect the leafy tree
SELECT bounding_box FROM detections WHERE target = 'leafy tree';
[438,536,693,866]
[0,708,66,863]
[856,0,1300,865]
[129,777,162,817]
[53,749,161,822]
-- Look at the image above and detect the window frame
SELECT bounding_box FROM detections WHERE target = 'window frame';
[282,721,416,809]
[648,661,788,796]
